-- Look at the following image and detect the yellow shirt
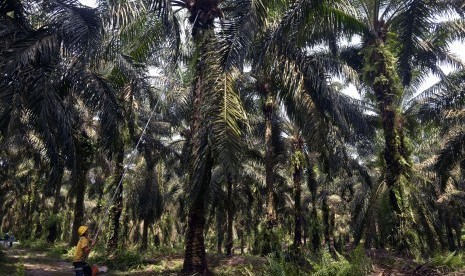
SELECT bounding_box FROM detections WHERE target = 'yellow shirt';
[73,236,90,262]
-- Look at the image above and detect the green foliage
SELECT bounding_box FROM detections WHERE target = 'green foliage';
[263,246,371,276]
[17,239,50,251]
[45,214,60,229]
[146,244,184,256]
[253,225,283,256]
[148,257,183,274]
[1,0,464,273]
[265,255,301,276]
[92,247,144,270]
[362,42,403,100]
[311,246,371,276]
[218,265,255,276]
[264,249,313,276]
[14,260,25,276]
[290,150,305,171]
[430,252,465,272]
[48,243,71,260]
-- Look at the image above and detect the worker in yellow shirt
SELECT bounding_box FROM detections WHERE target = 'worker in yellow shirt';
[73,225,98,276]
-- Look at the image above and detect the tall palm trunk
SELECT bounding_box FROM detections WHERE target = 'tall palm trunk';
[107,145,125,250]
[291,138,303,248]
[364,37,411,247]
[70,166,87,245]
[25,179,34,239]
[142,218,149,250]
[257,82,278,255]
[47,164,64,243]
[216,210,224,254]
[141,146,155,251]
[226,175,234,256]
[261,84,276,227]
[182,1,225,272]
[70,133,94,245]
[182,56,213,274]
[305,153,320,251]
[182,148,213,274]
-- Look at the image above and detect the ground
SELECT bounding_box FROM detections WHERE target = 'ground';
[0,246,265,276]
[2,245,465,275]
[0,247,73,275]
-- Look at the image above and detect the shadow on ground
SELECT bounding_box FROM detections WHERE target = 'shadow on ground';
[1,248,74,275]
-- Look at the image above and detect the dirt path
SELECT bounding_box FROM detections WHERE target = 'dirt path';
[1,248,74,275]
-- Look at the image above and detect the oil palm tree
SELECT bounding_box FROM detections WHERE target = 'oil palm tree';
[0,0,126,243]
[262,0,464,249]
[413,70,465,250]
[251,23,374,253]
[151,0,267,273]
[77,0,180,250]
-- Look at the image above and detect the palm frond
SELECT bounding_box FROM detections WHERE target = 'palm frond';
[207,66,248,173]
[414,70,465,122]
[268,43,374,141]
[390,0,432,86]
[1,28,59,74]
[71,69,123,152]
[217,0,266,70]
[50,2,103,59]
[435,129,465,191]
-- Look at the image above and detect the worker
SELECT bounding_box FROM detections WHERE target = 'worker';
[72,226,99,276]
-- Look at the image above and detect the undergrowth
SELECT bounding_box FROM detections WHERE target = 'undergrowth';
[430,251,465,273]
[14,258,25,276]
[264,245,372,276]
[310,246,371,276]
[9,239,378,275]
[16,239,50,251]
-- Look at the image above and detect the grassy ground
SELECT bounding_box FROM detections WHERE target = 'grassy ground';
[0,247,72,276]
[2,242,465,275]
[0,248,23,276]
[0,242,267,275]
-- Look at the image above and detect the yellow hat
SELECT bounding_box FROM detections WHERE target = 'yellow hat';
[78,226,88,236]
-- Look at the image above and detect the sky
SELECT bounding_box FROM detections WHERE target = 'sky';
[78,0,464,98]
[79,0,97,7]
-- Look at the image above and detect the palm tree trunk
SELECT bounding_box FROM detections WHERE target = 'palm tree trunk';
[142,218,149,250]
[69,132,94,245]
[70,169,86,245]
[141,146,155,251]
[293,160,302,248]
[25,179,34,239]
[238,226,244,255]
[182,75,213,272]
[216,211,224,254]
[382,105,403,215]
[133,220,140,244]
[47,164,64,243]
[263,89,276,228]
[364,39,410,246]
[35,194,47,239]
[183,148,213,274]
[107,145,125,250]
[182,141,213,275]
[322,197,330,251]
[257,83,278,255]
[183,200,208,274]
[182,25,216,270]
[226,175,234,256]
[306,156,320,251]
[291,137,303,248]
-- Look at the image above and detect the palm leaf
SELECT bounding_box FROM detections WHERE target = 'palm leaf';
[435,129,465,191]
